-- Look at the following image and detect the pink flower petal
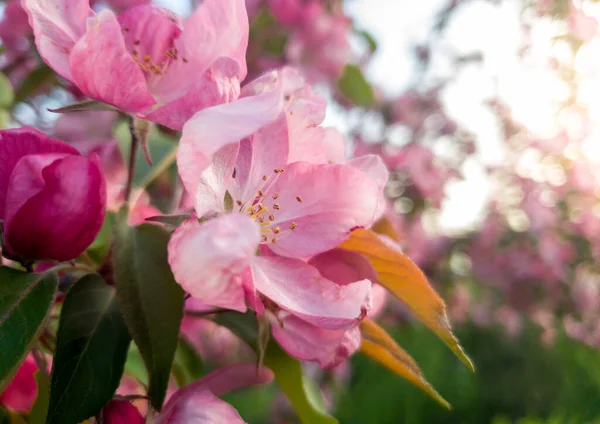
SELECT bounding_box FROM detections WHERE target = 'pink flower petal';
[157,364,273,424]
[150,0,248,105]
[347,154,388,220]
[193,144,239,218]
[264,162,380,258]
[144,57,241,131]
[4,154,106,261]
[271,313,360,368]
[157,390,246,424]
[177,70,285,197]
[69,10,156,113]
[22,0,93,80]
[0,127,79,219]
[308,249,377,286]
[102,400,144,424]
[252,256,372,330]
[167,214,259,312]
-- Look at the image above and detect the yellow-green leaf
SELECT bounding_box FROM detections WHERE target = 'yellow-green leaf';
[360,318,449,408]
[340,228,474,372]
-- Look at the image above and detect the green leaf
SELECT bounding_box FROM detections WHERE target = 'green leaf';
[114,208,185,409]
[46,274,131,424]
[172,338,203,387]
[0,268,57,390]
[264,343,339,424]
[28,372,49,424]
[47,100,115,114]
[337,64,374,106]
[0,73,14,108]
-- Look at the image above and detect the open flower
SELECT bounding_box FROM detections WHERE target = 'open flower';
[169,69,384,336]
[0,127,106,261]
[22,0,248,130]
[155,364,273,423]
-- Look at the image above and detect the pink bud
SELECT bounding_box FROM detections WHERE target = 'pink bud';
[0,127,106,262]
[102,400,145,424]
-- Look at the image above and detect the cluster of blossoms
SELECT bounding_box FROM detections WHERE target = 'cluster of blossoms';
[346,0,600,349]
[0,0,470,422]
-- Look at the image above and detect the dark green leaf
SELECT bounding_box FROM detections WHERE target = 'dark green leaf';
[337,64,374,106]
[172,338,203,387]
[46,274,131,424]
[264,343,339,424]
[0,267,57,390]
[47,100,116,114]
[114,208,185,409]
[28,372,49,424]
[0,73,14,108]
[13,65,54,103]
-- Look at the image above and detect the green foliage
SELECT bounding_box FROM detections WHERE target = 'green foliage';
[0,268,57,390]
[337,64,374,106]
[113,209,185,409]
[335,323,600,424]
[47,274,130,424]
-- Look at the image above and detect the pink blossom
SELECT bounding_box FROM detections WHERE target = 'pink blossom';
[104,0,150,13]
[0,127,106,261]
[268,249,381,368]
[0,355,38,413]
[169,69,383,349]
[22,0,249,130]
[285,6,352,82]
[386,144,452,206]
[101,399,144,424]
[181,315,254,366]
[155,364,273,423]
[0,0,31,53]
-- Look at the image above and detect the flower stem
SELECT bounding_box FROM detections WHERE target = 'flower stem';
[125,116,140,204]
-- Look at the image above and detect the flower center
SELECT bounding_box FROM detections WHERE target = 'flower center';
[120,25,188,82]
[235,168,304,244]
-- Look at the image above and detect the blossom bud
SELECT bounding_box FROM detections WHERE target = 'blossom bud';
[102,400,144,424]
[0,127,106,262]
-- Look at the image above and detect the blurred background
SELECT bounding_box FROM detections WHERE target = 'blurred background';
[2,0,600,422]
[236,0,600,422]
